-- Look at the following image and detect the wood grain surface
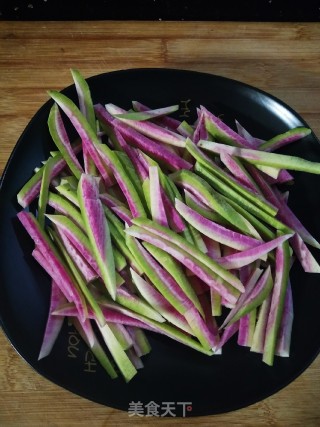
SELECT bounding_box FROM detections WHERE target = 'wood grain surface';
[0,21,319,426]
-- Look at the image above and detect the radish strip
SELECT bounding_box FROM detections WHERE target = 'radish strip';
[38,280,67,360]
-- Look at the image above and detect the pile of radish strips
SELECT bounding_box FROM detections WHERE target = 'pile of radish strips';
[17,69,320,382]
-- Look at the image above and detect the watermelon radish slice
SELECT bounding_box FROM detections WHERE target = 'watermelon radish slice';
[77,174,116,300]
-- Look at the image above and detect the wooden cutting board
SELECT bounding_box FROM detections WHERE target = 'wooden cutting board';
[0,21,319,426]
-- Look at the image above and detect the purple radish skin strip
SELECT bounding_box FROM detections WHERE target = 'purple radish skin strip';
[48,103,84,179]
[17,143,82,209]
[130,268,193,334]
[78,174,117,300]
[175,198,261,251]
[275,280,294,357]
[217,234,293,270]
[38,280,67,360]
[106,103,186,148]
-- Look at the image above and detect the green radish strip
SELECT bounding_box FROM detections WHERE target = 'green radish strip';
[187,224,208,253]
[71,69,96,129]
[130,268,193,334]
[99,299,213,356]
[17,144,82,208]
[48,90,113,187]
[255,165,280,179]
[259,127,311,152]
[56,184,80,207]
[116,287,165,323]
[263,238,291,366]
[186,138,277,216]
[126,227,241,305]
[290,234,320,273]
[137,151,186,232]
[71,69,97,174]
[38,156,56,228]
[114,104,179,121]
[126,327,151,356]
[115,150,146,207]
[72,318,118,379]
[220,268,263,329]
[226,267,273,326]
[220,153,262,194]
[106,103,186,148]
[184,189,223,223]
[97,322,137,382]
[77,174,116,299]
[127,349,144,370]
[107,220,143,275]
[49,227,107,328]
[210,290,222,316]
[250,293,272,353]
[149,166,168,227]
[175,198,261,251]
[142,242,205,318]
[178,120,194,138]
[55,227,98,283]
[38,280,66,360]
[169,170,255,237]
[125,235,197,313]
[108,323,133,351]
[19,211,86,321]
[132,217,244,292]
[48,103,84,179]
[132,100,181,130]
[114,248,127,273]
[47,214,100,275]
[95,144,146,218]
[102,204,126,236]
[195,162,291,234]
[198,140,320,174]
[202,105,255,148]
[218,234,292,270]
[223,196,275,241]
[48,192,84,231]
[60,176,78,189]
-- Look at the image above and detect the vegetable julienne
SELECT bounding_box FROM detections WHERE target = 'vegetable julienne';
[16,69,320,381]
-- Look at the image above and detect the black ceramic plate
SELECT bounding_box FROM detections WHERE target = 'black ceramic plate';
[1,69,320,417]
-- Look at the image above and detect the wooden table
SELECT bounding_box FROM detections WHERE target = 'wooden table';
[0,21,319,426]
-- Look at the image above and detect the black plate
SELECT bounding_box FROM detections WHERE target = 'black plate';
[1,68,320,417]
